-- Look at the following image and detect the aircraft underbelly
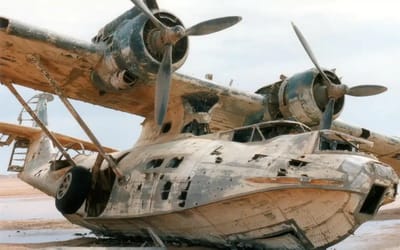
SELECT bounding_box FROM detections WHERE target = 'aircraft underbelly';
[81,187,364,249]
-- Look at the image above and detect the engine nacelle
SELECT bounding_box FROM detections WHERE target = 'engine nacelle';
[256,69,344,127]
[91,9,189,92]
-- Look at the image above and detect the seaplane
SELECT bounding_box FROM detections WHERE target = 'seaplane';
[0,0,399,249]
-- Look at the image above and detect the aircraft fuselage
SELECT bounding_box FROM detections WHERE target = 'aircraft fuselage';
[19,122,398,249]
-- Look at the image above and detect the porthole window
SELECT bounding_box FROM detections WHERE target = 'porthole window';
[146,159,164,169]
[166,157,184,169]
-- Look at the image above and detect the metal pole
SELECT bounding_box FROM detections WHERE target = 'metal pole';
[4,82,76,167]
[28,54,124,180]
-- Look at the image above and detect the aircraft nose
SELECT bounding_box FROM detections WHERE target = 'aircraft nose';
[365,162,399,189]
[340,159,398,191]
[346,160,399,222]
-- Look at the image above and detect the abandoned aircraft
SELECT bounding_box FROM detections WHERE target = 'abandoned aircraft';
[0,0,399,249]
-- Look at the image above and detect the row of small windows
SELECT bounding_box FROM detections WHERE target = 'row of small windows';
[141,157,189,207]
[136,179,191,208]
[145,157,184,170]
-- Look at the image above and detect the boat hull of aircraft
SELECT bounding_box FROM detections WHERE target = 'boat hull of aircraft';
[50,126,396,249]
[5,116,398,249]
[67,181,393,249]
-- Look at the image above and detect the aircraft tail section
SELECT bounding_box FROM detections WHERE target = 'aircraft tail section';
[0,92,117,197]
[0,121,117,172]
[1,93,54,172]
[0,93,116,173]
[0,122,49,172]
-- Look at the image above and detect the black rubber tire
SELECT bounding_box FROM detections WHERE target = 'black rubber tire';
[55,166,92,214]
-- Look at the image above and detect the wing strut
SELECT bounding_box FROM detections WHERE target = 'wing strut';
[4,82,77,167]
[27,54,125,183]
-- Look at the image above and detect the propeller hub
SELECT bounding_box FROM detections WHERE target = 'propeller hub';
[292,22,387,129]
[131,0,242,126]
[328,84,348,100]
[162,25,186,45]
[143,11,189,64]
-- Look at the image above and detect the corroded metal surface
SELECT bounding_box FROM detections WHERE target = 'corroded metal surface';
[21,124,396,249]
[1,13,400,174]
[0,17,264,134]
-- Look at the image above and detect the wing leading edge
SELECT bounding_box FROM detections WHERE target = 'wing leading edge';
[0,17,265,132]
[2,17,399,176]
[0,122,116,153]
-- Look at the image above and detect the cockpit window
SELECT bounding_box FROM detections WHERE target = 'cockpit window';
[259,123,307,140]
[320,137,355,152]
[219,120,311,144]
[319,132,360,152]
[232,128,253,143]
[252,129,263,142]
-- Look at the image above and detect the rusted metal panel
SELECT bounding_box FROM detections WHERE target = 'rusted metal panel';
[55,128,397,248]
[0,18,265,137]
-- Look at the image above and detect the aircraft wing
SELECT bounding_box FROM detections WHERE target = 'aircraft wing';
[0,17,264,131]
[0,122,116,153]
[332,121,400,175]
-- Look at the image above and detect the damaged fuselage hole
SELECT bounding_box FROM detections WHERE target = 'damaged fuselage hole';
[161,181,172,200]
[289,159,308,167]
[178,181,191,207]
[277,168,287,176]
[161,122,172,133]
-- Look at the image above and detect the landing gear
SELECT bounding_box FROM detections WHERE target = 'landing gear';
[55,166,92,214]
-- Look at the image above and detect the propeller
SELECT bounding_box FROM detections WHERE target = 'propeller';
[131,0,242,126]
[320,98,335,131]
[155,44,172,126]
[291,22,387,129]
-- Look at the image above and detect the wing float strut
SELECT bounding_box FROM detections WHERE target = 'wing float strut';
[25,54,126,182]
[4,82,77,167]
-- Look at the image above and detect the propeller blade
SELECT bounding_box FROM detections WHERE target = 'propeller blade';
[144,0,159,11]
[320,98,335,129]
[131,0,166,29]
[155,44,173,126]
[347,85,387,97]
[185,16,242,36]
[291,22,332,86]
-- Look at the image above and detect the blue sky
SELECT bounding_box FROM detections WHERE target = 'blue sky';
[1,0,400,173]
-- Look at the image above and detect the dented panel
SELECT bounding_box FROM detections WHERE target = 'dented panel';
[61,128,397,249]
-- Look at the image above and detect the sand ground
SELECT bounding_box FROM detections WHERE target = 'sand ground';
[1,175,399,249]
[0,176,218,249]
[0,175,43,197]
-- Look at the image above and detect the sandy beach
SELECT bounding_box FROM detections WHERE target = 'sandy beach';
[0,175,217,249]
[0,175,86,249]
[1,175,400,249]
[0,175,43,197]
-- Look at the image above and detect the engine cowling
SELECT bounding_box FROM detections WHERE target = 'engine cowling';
[256,69,344,127]
[91,10,189,92]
